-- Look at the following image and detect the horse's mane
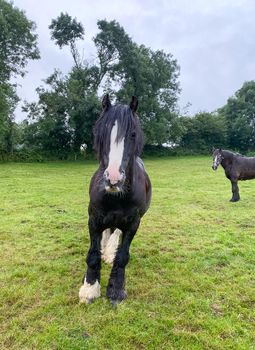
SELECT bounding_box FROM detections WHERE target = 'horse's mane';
[222,149,243,157]
[235,152,244,157]
[93,104,144,160]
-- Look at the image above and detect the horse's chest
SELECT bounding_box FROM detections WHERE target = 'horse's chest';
[102,209,137,227]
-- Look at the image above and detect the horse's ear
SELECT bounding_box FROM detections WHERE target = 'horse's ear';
[219,148,222,152]
[130,96,138,112]
[102,94,111,111]
[212,147,215,152]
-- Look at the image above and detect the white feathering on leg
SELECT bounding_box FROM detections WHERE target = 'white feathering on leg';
[79,279,101,304]
[101,229,122,264]
[101,229,111,255]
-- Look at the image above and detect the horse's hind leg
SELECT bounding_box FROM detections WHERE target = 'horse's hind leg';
[106,220,140,304]
[230,180,240,202]
[101,229,122,264]
[79,219,102,304]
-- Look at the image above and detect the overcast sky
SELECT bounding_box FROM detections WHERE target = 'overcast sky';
[14,0,255,120]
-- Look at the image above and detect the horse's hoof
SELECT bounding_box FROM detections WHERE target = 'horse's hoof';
[230,198,240,202]
[80,297,93,304]
[109,294,127,307]
[110,299,119,308]
[107,288,127,304]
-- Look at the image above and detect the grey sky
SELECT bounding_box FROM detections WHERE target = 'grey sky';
[14,0,255,120]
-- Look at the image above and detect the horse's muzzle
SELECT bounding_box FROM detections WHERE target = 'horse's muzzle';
[104,181,122,193]
[104,169,125,192]
[212,165,217,171]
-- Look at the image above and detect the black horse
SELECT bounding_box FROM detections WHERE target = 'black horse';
[79,94,151,304]
[212,148,255,202]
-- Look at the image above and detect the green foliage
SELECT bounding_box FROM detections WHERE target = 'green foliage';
[0,0,39,158]
[21,17,180,158]
[0,82,19,153]
[20,14,101,159]
[7,9,255,158]
[66,67,101,152]
[0,0,40,80]
[22,68,101,158]
[180,112,227,152]
[49,13,84,68]
[1,158,255,349]
[94,19,138,89]
[22,71,72,158]
[49,12,84,48]
[94,20,181,144]
[220,81,255,152]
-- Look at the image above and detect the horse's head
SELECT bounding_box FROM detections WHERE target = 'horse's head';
[94,94,143,193]
[212,148,224,170]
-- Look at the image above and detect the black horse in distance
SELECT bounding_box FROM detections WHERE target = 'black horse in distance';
[212,148,255,202]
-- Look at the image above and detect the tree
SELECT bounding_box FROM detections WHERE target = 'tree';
[0,0,40,80]
[0,82,19,154]
[22,68,100,158]
[49,12,84,68]
[94,20,181,144]
[220,81,255,152]
[22,71,72,158]
[0,0,39,156]
[180,112,227,152]
[66,67,100,153]
[22,16,181,158]
[49,14,100,155]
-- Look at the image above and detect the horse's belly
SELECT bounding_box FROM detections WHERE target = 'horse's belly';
[239,169,255,180]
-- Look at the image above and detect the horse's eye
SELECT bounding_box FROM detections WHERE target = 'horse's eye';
[131,132,136,138]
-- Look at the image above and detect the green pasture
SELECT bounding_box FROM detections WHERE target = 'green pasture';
[1,157,255,349]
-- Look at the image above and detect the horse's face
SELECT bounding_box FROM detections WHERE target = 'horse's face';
[103,120,126,192]
[94,95,142,194]
[212,149,223,170]
[103,120,138,193]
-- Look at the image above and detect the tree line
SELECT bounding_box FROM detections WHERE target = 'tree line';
[1,0,255,161]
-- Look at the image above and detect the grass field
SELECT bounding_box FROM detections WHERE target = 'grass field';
[1,157,255,350]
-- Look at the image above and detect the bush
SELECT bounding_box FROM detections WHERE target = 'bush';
[143,145,211,157]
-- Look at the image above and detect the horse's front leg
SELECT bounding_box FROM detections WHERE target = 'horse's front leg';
[230,179,240,202]
[106,219,140,305]
[79,218,102,304]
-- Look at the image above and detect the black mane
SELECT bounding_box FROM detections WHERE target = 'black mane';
[222,150,242,157]
[93,104,144,160]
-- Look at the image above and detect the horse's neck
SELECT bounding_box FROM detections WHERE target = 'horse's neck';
[125,157,140,185]
[221,151,233,168]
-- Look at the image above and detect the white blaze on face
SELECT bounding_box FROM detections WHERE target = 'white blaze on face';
[213,155,219,168]
[106,121,125,185]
